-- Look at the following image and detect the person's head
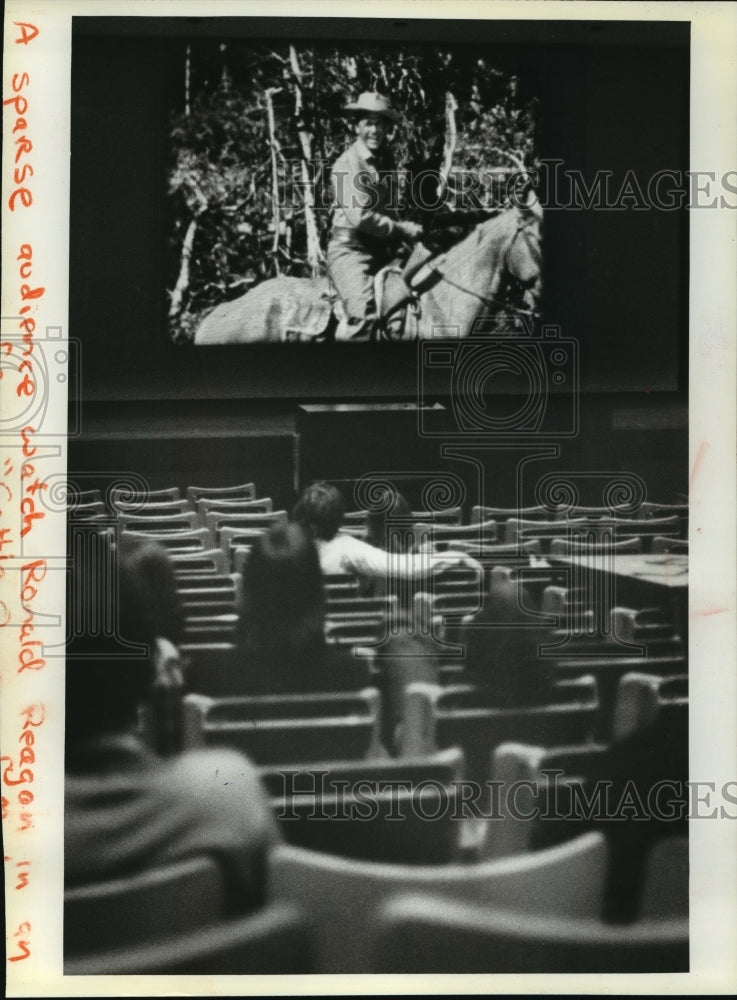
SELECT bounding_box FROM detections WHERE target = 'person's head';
[344,92,400,153]
[239,521,326,663]
[293,481,345,541]
[65,532,181,751]
[464,582,554,706]
[365,487,413,552]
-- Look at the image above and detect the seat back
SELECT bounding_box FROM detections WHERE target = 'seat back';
[112,498,193,516]
[182,688,382,764]
[269,830,608,972]
[65,900,314,975]
[195,497,274,516]
[118,511,202,532]
[121,525,215,553]
[260,747,466,864]
[169,546,230,575]
[187,481,256,503]
[371,893,688,973]
[651,535,689,554]
[65,855,223,956]
[402,683,599,785]
[640,835,689,919]
[205,509,289,542]
[110,485,182,504]
[486,740,609,859]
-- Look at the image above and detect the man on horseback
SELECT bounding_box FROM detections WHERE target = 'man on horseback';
[326,92,424,342]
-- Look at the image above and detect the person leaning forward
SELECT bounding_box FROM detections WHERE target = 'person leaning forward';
[326,92,423,341]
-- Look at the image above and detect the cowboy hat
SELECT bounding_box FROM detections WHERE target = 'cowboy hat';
[344,91,401,123]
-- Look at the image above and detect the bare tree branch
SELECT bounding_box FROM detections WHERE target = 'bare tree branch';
[265,86,284,274]
[438,91,458,199]
[288,45,324,274]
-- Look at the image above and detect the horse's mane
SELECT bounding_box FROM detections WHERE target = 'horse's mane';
[437,207,516,269]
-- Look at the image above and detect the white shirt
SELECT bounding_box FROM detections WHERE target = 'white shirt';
[316,532,472,580]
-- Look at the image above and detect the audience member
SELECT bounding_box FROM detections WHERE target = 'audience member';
[65,532,279,911]
[461,576,556,706]
[237,521,372,694]
[293,480,481,583]
[364,487,414,552]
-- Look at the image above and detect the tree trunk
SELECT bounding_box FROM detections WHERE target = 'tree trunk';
[289,45,323,276]
[169,216,198,321]
[265,87,283,275]
[439,91,458,200]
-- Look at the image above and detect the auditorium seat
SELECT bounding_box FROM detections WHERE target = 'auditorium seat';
[611,671,688,741]
[182,688,382,765]
[412,519,499,548]
[399,682,599,785]
[324,616,389,647]
[65,855,222,958]
[640,835,689,919]
[551,651,686,741]
[69,487,105,507]
[204,509,289,545]
[118,510,202,532]
[186,481,256,503]
[111,498,194,516]
[110,485,182,505]
[121,525,216,554]
[182,612,240,645]
[258,747,466,864]
[269,830,608,972]
[176,572,242,618]
[325,594,399,618]
[549,535,644,555]
[195,496,274,517]
[485,740,609,859]
[169,546,230,575]
[67,895,312,975]
[369,893,688,973]
[505,517,590,546]
[67,501,111,522]
[219,525,269,562]
[651,535,688,554]
[470,505,550,527]
[324,572,361,596]
[610,605,678,644]
[179,642,240,696]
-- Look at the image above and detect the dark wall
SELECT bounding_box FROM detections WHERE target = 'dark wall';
[70,17,689,403]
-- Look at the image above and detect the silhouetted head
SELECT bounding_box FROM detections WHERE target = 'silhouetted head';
[293,481,345,541]
[365,487,413,552]
[239,521,326,667]
[65,533,182,751]
[464,582,554,706]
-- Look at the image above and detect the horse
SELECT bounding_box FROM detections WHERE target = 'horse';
[193,200,541,345]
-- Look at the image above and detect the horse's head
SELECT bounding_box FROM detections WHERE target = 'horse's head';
[503,199,542,313]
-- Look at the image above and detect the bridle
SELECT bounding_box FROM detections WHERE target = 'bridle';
[425,211,542,320]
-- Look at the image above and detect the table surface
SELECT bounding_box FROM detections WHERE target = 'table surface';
[549,553,688,589]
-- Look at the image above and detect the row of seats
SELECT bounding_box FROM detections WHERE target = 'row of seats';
[65,480,689,973]
[65,827,688,974]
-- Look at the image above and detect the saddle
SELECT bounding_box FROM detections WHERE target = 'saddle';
[285,244,443,343]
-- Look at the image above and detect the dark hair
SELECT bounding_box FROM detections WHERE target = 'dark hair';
[239,522,326,684]
[65,532,182,749]
[293,481,345,541]
[463,584,554,707]
[365,488,413,552]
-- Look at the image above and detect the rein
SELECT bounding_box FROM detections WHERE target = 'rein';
[425,214,541,319]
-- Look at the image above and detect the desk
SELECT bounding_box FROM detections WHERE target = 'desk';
[549,552,688,640]
[554,554,687,589]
